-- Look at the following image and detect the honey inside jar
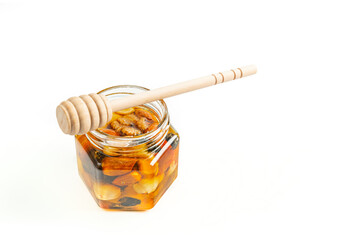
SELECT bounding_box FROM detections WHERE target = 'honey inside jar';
[75,104,179,210]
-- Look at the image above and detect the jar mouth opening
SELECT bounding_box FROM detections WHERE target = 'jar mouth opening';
[87,85,169,142]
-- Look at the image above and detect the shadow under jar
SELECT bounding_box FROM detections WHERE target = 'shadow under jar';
[75,85,180,210]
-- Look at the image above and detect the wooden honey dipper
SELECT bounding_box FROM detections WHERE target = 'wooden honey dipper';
[56,65,257,135]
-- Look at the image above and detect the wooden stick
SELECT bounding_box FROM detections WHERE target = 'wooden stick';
[56,65,257,135]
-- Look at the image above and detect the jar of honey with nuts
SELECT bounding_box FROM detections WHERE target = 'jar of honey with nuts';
[75,85,179,210]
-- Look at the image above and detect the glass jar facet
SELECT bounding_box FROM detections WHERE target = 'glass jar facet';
[75,85,180,210]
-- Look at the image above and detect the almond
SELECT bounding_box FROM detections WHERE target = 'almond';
[102,157,137,176]
[112,171,142,186]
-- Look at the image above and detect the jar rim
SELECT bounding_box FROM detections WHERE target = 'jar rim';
[86,84,169,143]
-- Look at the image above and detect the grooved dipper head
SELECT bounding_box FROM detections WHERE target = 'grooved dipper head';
[56,93,112,135]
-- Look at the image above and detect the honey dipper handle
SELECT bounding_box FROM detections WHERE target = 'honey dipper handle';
[110,65,257,112]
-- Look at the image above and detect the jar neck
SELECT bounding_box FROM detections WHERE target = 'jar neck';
[84,85,170,154]
[85,115,169,154]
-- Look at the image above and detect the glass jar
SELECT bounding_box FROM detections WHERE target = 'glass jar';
[75,85,180,210]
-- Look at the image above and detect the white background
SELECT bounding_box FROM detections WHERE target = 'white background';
[0,0,359,239]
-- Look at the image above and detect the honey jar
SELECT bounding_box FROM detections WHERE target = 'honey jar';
[75,85,180,210]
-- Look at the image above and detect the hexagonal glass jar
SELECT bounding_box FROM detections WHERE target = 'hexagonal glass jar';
[75,85,179,210]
